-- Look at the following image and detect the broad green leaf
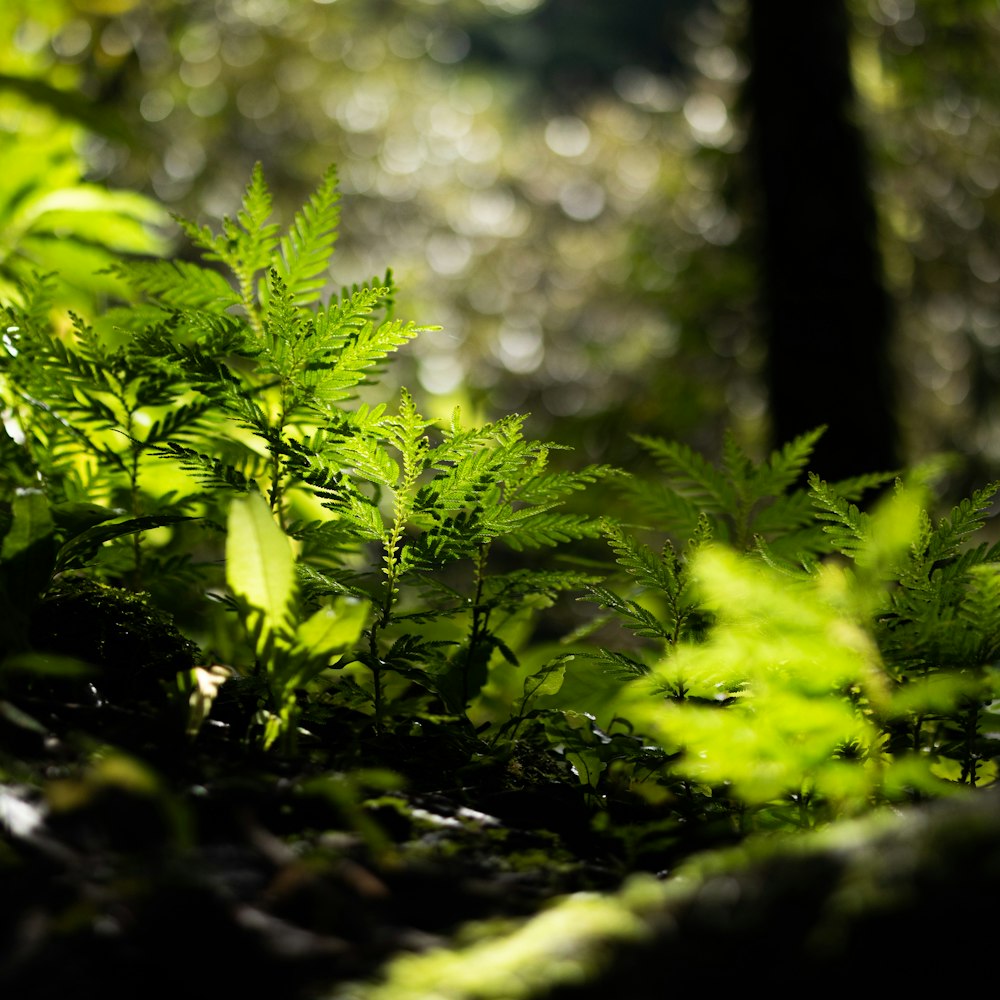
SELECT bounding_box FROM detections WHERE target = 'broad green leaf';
[522,658,567,702]
[226,492,296,638]
[294,596,370,659]
[1,490,54,563]
[0,491,57,651]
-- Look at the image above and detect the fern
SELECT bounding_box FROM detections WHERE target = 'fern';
[751,425,826,498]
[175,164,278,332]
[631,434,735,519]
[274,165,341,306]
[149,442,260,494]
[125,165,613,733]
[623,427,892,557]
[807,473,872,560]
[2,163,617,750]
[110,259,240,312]
[586,430,871,682]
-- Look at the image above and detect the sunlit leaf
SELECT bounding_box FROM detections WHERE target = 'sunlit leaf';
[226,491,296,642]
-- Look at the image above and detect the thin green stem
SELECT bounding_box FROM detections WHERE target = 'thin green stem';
[461,543,490,708]
[123,398,144,590]
[368,619,384,734]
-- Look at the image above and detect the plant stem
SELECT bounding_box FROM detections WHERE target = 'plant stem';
[461,543,490,708]
[960,700,981,786]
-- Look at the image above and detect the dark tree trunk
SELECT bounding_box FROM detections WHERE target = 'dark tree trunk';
[745,0,898,479]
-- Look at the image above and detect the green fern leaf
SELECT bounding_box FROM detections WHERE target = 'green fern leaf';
[582,648,651,678]
[151,442,259,493]
[928,483,1000,565]
[486,508,603,550]
[233,163,280,275]
[275,165,340,306]
[617,477,704,537]
[632,434,735,511]
[752,426,826,497]
[481,569,602,606]
[808,473,870,557]
[113,259,239,311]
[587,585,673,640]
[304,318,432,407]
[602,520,679,594]
[318,279,393,340]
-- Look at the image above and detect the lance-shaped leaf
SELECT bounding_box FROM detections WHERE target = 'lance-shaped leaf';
[293,596,369,662]
[226,492,296,654]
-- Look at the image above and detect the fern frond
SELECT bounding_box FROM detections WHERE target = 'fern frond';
[275,165,340,306]
[617,476,703,537]
[139,401,216,448]
[309,318,432,407]
[721,431,754,494]
[830,470,898,500]
[174,163,278,331]
[318,281,393,341]
[748,491,815,535]
[509,464,621,506]
[159,349,271,439]
[632,434,734,511]
[808,473,870,557]
[586,585,673,640]
[305,466,386,541]
[379,389,431,471]
[435,411,529,463]
[297,434,399,490]
[752,426,826,497]
[296,562,373,603]
[415,451,498,514]
[4,271,58,331]
[602,520,680,594]
[402,508,484,569]
[486,508,603,551]
[151,441,259,493]
[581,648,651,678]
[926,483,1000,566]
[753,534,818,579]
[233,162,279,275]
[113,259,239,311]
[258,269,305,378]
[481,569,602,606]
[958,563,1000,664]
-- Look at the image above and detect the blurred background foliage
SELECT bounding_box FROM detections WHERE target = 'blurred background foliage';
[2,0,1000,480]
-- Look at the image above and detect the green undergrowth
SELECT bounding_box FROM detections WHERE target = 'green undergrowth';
[2,161,1000,995]
[2,164,999,818]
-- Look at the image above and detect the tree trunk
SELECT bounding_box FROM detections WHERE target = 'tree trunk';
[745,0,898,479]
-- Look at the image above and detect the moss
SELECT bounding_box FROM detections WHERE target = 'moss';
[28,578,199,704]
[337,891,650,1000]
[332,791,1000,998]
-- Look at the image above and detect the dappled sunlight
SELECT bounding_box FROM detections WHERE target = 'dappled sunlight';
[1,0,767,455]
[3,0,1000,466]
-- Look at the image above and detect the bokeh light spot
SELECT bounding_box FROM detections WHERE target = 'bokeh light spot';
[140,89,175,123]
[52,19,92,60]
[683,93,731,145]
[613,66,682,112]
[427,28,470,65]
[544,116,591,158]
[495,317,544,374]
[559,180,606,221]
[427,233,473,276]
